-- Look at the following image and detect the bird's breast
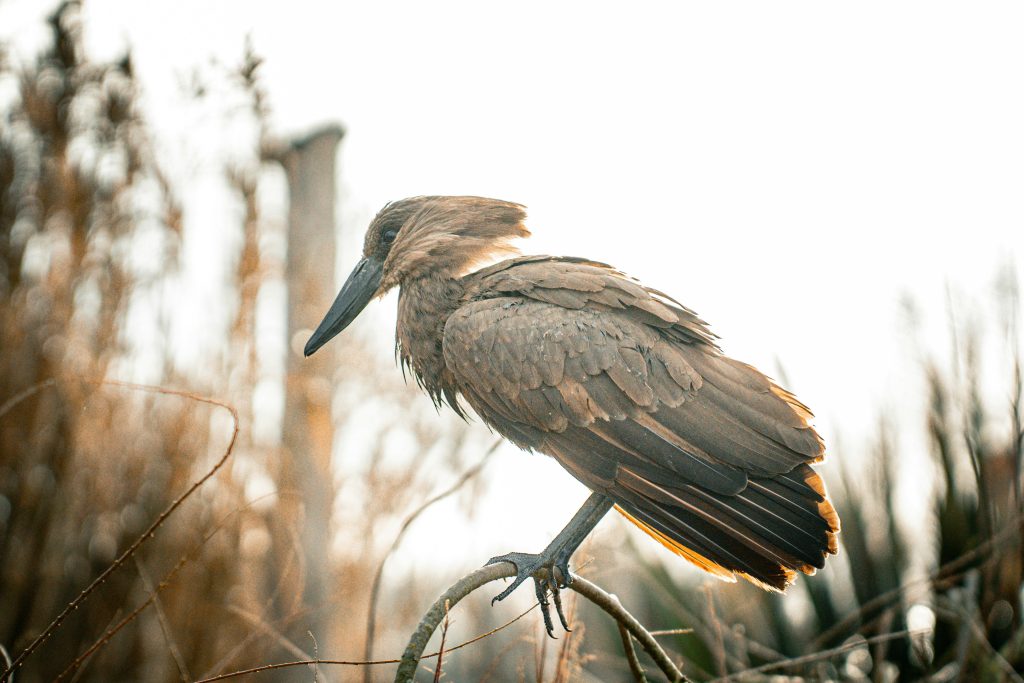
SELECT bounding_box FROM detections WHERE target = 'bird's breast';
[395,277,468,405]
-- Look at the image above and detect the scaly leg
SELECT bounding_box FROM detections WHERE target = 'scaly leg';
[486,492,613,636]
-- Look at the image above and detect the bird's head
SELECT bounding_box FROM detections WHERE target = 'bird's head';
[303,195,529,356]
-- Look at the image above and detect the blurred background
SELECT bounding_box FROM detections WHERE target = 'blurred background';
[0,1,1021,681]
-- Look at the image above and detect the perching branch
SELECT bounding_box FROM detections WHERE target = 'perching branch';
[394,563,687,682]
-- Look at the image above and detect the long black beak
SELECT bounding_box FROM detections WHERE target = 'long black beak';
[304,257,383,357]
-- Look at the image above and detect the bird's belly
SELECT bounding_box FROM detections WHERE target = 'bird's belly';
[457,388,604,485]
[538,425,628,492]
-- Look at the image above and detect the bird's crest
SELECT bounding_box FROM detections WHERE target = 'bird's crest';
[368,196,530,292]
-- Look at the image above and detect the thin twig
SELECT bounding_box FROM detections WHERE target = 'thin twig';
[81,490,295,683]
[711,629,929,682]
[226,606,327,683]
[613,594,648,683]
[196,659,404,682]
[364,440,499,682]
[2,379,239,683]
[192,603,537,682]
[394,563,687,682]
[195,490,304,678]
[134,557,191,682]
[433,601,451,683]
[427,603,536,660]
[479,632,531,683]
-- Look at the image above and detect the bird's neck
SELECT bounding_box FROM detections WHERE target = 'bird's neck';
[395,274,466,407]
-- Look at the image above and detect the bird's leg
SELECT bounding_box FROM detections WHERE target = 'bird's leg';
[486,491,614,636]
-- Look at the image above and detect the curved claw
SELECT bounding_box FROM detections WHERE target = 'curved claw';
[551,550,573,588]
[550,581,571,632]
[486,552,539,605]
[485,551,574,637]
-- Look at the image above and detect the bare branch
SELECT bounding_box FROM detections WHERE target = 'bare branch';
[394,563,688,682]
[618,621,647,683]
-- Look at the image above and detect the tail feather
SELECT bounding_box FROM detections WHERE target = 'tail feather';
[613,463,839,590]
[617,488,790,587]
[616,506,737,582]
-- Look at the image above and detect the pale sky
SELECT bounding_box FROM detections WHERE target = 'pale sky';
[3,1,1022,578]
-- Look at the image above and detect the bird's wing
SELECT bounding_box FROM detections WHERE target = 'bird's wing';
[444,296,748,495]
[456,257,825,474]
[446,257,837,588]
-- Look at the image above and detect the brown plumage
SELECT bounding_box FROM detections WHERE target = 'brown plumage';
[305,195,839,626]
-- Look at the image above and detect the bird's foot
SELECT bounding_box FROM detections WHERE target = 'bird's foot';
[486,550,573,637]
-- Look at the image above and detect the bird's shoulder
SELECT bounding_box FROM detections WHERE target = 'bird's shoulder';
[461,255,719,349]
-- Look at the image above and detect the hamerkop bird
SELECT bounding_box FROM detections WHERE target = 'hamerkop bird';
[305,196,839,634]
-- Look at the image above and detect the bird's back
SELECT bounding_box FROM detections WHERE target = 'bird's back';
[442,255,839,590]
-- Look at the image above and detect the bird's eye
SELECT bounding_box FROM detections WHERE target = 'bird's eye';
[382,229,398,243]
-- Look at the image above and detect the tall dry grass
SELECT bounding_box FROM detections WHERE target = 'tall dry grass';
[1,5,476,682]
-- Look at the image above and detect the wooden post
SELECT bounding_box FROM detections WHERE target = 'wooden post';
[274,124,345,648]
